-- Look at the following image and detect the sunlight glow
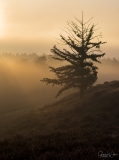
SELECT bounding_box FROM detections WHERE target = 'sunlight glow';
[0,6,5,38]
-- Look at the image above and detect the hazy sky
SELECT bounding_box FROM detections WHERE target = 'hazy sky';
[0,0,119,58]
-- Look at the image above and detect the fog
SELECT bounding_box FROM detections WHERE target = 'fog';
[0,54,119,113]
[0,54,63,113]
[96,58,119,84]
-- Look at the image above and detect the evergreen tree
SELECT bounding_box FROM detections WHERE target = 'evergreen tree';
[41,14,106,98]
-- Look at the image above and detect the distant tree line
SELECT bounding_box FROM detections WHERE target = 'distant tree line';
[0,52,47,65]
[101,57,119,66]
[0,52,119,66]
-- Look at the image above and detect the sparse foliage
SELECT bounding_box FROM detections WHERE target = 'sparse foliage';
[41,14,106,98]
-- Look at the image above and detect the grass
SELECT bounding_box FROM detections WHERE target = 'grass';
[0,130,119,160]
[0,80,119,159]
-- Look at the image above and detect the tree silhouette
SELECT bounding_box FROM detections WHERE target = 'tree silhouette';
[41,14,106,98]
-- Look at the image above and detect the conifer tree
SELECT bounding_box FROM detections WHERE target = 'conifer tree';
[41,14,106,98]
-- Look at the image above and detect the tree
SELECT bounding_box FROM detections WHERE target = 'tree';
[40,14,106,98]
[35,55,47,65]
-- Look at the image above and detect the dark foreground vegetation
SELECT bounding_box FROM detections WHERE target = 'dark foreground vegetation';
[0,130,119,160]
[0,80,119,159]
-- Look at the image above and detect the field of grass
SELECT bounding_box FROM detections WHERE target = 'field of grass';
[0,129,119,160]
[1,81,119,138]
[0,81,119,159]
